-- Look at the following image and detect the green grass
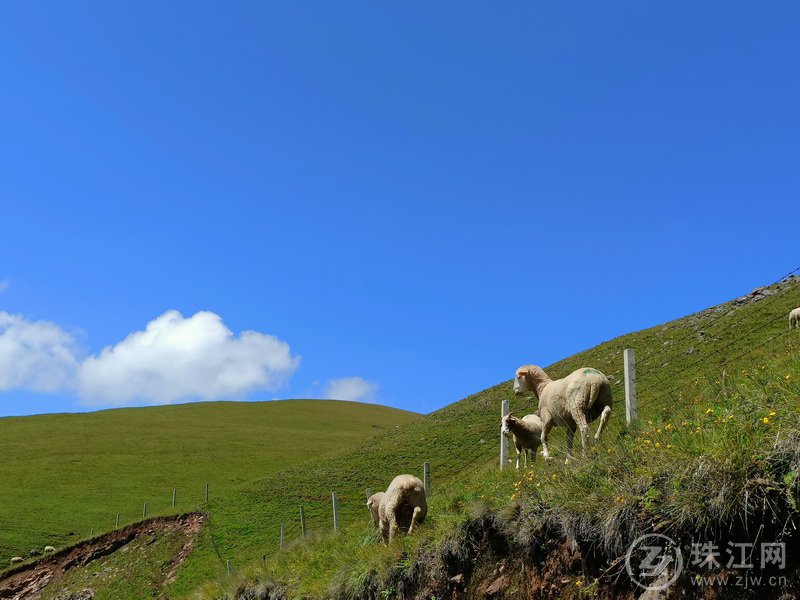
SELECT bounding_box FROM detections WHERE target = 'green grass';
[0,400,419,565]
[187,278,800,598]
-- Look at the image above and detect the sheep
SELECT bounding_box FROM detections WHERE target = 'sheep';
[514,365,613,463]
[44,546,55,553]
[10,556,23,565]
[500,412,543,468]
[790,307,800,329]
[366,491,385,527]
[378,474,427,543]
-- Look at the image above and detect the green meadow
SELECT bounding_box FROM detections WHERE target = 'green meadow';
[0,400,419,563]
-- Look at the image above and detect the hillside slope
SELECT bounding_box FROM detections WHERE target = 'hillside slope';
[0,400,420,565]
[175,276,800,598]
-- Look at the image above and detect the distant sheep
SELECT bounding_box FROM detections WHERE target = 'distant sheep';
[10,556,23,565]
[378,474,427,543]
[501,413,543,469]
[44,546,56,553]
[514,365,613,463]
[790,307,800,329]
[366,491,385,527]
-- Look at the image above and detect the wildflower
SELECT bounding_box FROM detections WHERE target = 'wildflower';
[787,374,793,380]
[727,415,734,420]
[666,444,673,449]
[769,411,776,417]
[647,420,653,426]
[763,417,770,424]
[705,408,713,415]
[551,473,558,480]
[644,439,652,445]
[655,442,661,448]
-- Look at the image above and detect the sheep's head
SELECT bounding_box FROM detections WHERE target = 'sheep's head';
[513,368,531,395]
[501,413,516,437]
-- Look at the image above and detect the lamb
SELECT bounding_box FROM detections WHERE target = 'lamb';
[44,546,55,553]
[378,474,427,543]
[790,307,800,329]
[514,365,613,463]
[10,556,23,565]
[501,413,543,468]
[366,491,385,527]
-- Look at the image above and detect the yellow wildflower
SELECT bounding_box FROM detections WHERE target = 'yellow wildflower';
[763,417,770,424]
[666,444,673,449]
[769,411,776,417]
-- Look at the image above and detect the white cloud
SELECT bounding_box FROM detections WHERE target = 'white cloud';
[77,310,300,406]
[0,312,80,392]
[324,376,378,403]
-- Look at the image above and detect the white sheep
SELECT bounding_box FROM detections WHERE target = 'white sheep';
[501,413,543,468]
[366,491,385,527]
[514,365,613,463]
[44,545,56,553]
[378,474,427,543]
[10,556,23,565]
[790,307,800,329]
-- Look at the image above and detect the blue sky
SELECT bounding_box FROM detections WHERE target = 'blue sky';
[0,2,797,417]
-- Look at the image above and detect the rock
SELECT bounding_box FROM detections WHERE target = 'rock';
[449,574,464,585]
[484,575,509,596]
[29,548,42,557]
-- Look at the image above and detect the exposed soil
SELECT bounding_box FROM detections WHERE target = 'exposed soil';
[0,513,204,600]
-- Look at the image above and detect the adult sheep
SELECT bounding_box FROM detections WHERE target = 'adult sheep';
[44,546,56,553]
[514,365,613,463]
[366,491,385,527]
[790,307,800,329]
[501,413,543,469]
[10,556,23,565]
[378,474,427,543]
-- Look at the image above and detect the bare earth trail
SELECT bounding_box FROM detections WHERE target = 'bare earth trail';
[0,513,204,600]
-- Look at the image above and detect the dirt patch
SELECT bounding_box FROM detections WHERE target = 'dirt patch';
[0,513,204,600]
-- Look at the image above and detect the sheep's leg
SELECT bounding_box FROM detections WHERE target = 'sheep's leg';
[540,419,554,462]
[379,517,390,543]
[594,405,612,441]
[565,428,575,464]
[574,411,589,459]
[515,446,521,469]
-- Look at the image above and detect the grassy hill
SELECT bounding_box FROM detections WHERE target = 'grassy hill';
[7,276,799,599]
[170,276,800,598]
[0,400,420,565]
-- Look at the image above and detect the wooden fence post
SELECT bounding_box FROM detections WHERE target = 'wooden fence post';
[332,492,339,532]
[624,348,638,426]
[500,399,509,469]
[300,506,307,537]
[115,513,120,528]
[226,559,231,574]
[423,462,431,496]
[143,503,147,518]
[172,488,176,509]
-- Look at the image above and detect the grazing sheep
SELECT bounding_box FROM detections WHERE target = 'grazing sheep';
[366,491,385,527]
[790,307,800,329]
[378,474,427,543]
[29,548,41,557]
[514,365,613,463]
[501,413,543,468]
[43,545,55,553]
[10,556,23,565]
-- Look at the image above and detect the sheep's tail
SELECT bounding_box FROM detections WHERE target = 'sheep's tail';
[409,506,423,534]
[586,381,602,410]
